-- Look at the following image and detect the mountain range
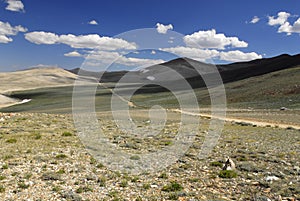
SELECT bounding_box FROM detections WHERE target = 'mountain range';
[69,53,300,88]
[0,53,299,112]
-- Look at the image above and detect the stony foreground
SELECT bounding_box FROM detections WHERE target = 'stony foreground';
[0,112,299,201]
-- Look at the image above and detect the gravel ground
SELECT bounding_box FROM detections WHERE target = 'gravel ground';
[0,112,299,201]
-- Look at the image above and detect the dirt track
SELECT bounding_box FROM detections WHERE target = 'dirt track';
[171,108,300,130]
[106,84,300,130]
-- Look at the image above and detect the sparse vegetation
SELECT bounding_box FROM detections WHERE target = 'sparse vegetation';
[219,170,238,178]
[2,164,8,170]
[24,173,32,180]
[120,180,128,187]
[162,181,183,192]
[62,131,73,137]
[158,172,168,179]
[210,161,223,168]
[18,182,29,189]
[98,177,106,187]
[142,183,150,190]
[76,186,93,194]
[52,186,61,192]
[131,176,139,182]
[3,155,13,160]
[56,169,65,174]
[6,138,17,143]
[33,133,42,140]
[90,157,97,165]
[55,154,67,159]
[0,185,5,193]
[168,193,179,200]
[129,155,140,160]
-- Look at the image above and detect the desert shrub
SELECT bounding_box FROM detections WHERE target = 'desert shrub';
[18,182,29,189]
[62,131,73,136]
[6,138,17,143]
[76,186,93,194]
[2,164,8,169]
[130,155,140,160]
[120,180,128,187]
[52,186,61,192]
[55,154,67,159]
[142,183,150,190]
[158,172,168,179]
[56,169,65,174]
[34,133,42,139]
[168,193,179,200]
[210,161,223,168]
[131,176,139,182]
[162,181,183,192]
[98,177,106,187]
[219,170,238,178]
[0,185,5,193]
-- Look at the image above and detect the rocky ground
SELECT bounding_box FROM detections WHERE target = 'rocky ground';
[0,112,299,201]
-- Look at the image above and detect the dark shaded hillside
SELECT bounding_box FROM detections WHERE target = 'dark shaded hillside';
[69,68,128,82]
[217,54,300,83]
[68,54,300,92]
[136,53,300,92]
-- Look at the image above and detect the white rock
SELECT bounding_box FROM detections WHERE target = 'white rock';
[265,176,280,182]
[150,184,158,188]
[146,76,155,81]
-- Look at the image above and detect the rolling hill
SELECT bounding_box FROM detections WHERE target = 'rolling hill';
[0,67,78,94]
[0,67,79,108]
[0,54,300,113]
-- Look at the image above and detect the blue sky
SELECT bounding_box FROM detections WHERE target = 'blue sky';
[0,0,300,71]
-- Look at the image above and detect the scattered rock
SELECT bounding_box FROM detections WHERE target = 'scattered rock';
[237,162,262,173]
[0,112,299,200]
[255,196,271,201]
[41,172,61,181]
[61,190,82,201]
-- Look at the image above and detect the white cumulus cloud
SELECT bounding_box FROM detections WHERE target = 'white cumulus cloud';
[160,47,262,63]
[25,31,59,45]
[278,18,300,35]
[219,50,262,62]
[250,16,260,24]
[267,11,300,35]
[183,29,248,50]
[86,50,165,67]
[64,51,82,57]
[160,46,219,62]
[25,31,137,50]
[88,20,98,25]
[65,50,165,69]
[5,0,24,12]
[0,35,12,43]
[156,23,173,34]
[0,20,27,43]
[268,11,290,26]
